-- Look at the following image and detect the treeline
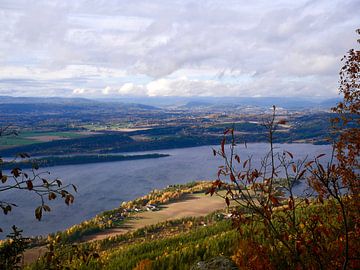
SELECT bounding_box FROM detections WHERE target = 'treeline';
[1,153,169,170]
[1,113,337,157]
[26,214,238,270]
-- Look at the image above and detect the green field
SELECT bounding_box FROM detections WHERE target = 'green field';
[0,131,87,148]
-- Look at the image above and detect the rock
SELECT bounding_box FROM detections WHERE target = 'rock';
[191,256,238,270]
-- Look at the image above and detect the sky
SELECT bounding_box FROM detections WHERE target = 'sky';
[0,0,359,98]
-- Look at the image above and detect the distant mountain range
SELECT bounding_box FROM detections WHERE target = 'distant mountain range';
[94,96,340,109]
[0,95,340,110]
[0,95,160,113]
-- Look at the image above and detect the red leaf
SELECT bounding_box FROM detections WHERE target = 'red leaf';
[243,159,248,168]
[11,168,21,178]
[221,138,226,154]
[230,173,236,182]
[65,194,74,205]
[235,155,240,163]
[48,192,57,200]
[285,151,293,159]
[225,197,230,207]
[26,180,33,190]
[316,154,326,159]
[305,161,314,167]
[270,196,280,206]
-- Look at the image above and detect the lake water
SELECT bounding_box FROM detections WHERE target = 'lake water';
[1,143,332,237]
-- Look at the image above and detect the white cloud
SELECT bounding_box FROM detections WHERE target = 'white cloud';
[73,88,86,94]
[118,82,146,96]
[102,86,111,95]
[0,0,359,97]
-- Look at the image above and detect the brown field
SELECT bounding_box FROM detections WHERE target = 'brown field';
[84,193,225,242]
[27,135,70,142]
[23,193,226,264]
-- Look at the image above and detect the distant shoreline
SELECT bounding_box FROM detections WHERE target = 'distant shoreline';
[1,153,170,169]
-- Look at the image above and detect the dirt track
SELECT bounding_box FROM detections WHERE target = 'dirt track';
[84,193,225,241]
[24,193,226,264]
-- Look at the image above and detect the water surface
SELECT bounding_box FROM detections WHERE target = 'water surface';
[1,143,332,237]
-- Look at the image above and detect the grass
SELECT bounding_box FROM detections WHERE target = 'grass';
[0,131,87,148]
[25,214,238,270]
[0,136,35,147]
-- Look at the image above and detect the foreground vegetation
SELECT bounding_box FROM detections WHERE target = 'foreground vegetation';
[18,194,358,270]
[25,213,236,270]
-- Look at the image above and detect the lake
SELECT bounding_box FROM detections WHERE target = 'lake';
[1,143,332,237]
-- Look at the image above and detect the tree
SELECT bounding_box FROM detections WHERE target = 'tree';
[209,29,360,269]
[0,125,76,268]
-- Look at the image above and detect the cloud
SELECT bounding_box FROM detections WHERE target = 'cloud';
[0,0,359,97]
[73,88,86,94]
[118,82,146,96]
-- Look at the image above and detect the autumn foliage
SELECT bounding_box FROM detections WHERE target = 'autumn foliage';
[210,29,360,269]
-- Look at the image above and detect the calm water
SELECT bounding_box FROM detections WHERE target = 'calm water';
[1,143,332,237]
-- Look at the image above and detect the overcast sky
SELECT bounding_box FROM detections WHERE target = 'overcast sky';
[0,0,359,98]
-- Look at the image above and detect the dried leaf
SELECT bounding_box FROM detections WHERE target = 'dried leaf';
[26,180,33,190]
[270,195,280,206]
[243,159,248,168]
[48,192,57,200]
[221,138,226,154]
[225,197,230,207]
[285,151,294,159]
[56,179,62,187]
[298,169,306,179]
[35,206,42,221]
[11,168,21,178]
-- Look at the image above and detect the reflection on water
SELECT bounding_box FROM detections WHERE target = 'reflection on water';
[1,143,332,237]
